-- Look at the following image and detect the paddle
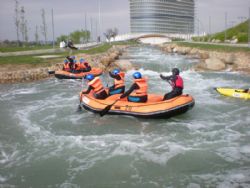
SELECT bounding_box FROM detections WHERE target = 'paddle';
[48,70,55,74]
[100,99,120,117]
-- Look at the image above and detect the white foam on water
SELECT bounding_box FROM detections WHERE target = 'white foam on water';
[0,175,7,183]
[240,145,250,155]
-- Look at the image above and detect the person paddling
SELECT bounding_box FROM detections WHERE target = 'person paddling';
[119,72,148,103]
[81,74,108,99]
[160,68,183,100]
[108,69,125,95]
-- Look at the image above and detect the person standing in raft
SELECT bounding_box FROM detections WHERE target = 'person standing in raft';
[82,74,108,99]
[119,72,148,102]
[108,69,125,95]
[160,68,183,100]
[66,56,77,72]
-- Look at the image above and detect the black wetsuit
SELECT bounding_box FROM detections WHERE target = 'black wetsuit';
[160,74,183,100]
[66,56,75,72]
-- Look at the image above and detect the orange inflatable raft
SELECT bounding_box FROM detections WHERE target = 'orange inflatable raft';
[54,68,102,79]
[79,92,195,119]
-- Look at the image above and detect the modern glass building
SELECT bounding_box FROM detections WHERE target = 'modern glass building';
[129,0,195,34]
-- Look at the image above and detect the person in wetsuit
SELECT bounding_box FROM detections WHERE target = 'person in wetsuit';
[160,68,184,100]
[120,72,148,103]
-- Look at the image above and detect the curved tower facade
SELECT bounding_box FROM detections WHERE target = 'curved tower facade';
[130,0,195,34]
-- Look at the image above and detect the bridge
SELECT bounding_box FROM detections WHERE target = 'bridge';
[110,33,195,44]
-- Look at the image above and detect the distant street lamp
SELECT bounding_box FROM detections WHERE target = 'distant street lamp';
[248,7,250,48]
[224,12,228,42]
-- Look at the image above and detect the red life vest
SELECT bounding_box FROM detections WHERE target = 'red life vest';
[88,77,104,94]
[114,72,125,89]
[131,78,148,97]
[175,75,183,88]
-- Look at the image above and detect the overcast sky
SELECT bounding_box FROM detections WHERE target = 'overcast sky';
[0,0,249,41]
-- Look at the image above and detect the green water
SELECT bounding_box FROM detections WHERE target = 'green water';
[0,46,250,188]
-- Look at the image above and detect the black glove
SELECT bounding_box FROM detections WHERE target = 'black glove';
[120,93,126,99]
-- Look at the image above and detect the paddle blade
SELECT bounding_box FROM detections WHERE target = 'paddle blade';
[99,104,112,117]
[48,70,55,74]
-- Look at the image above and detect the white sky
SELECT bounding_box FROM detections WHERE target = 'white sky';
[0,0,249,41]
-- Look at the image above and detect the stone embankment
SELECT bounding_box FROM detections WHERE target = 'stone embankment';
[0,45,133,84]
[160,44,250,73]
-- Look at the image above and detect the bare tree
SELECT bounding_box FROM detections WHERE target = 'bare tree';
[14,0,20,45]
[20,6,28,44]
[24,19,28,43]
[103,28,119,43]
[103,29,113,43]
[111,28,118,40]
[40,9,48,44]
[35,25,39,44]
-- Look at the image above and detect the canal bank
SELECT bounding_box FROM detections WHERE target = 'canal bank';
[160,43,250,73]
[0,45,132,84]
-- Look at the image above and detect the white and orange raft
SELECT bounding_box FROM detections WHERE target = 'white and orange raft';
[79,92,195,119]
[54,68,102,79]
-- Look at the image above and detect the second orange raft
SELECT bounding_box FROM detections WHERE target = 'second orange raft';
[55,68,102,79]
[80,92,195,119]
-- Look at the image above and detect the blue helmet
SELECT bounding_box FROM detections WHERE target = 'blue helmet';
[85,74,94,81]
[133,72,142,79]
[112,69,120,75]
[80,58,85,63]
[64,59,68,63]
[73,59,77,63]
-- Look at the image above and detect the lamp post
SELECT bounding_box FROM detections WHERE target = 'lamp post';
[224,12,228,42]
[248,7,250,48]
[98,0,101,42]
[51,9,55,48]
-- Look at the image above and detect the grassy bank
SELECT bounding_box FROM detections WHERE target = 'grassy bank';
[175,42,250,52]
[192,20,249,43]
[0,41,138,66]
[0,44,54,53]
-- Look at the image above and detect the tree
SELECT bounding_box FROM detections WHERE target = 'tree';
[14,0,20,45]
[40,9,48,44]
[103,28,119,43]
[20,6,28,44]
[70,30,90,44]
[35,25,39,44]
[56,35,68,44]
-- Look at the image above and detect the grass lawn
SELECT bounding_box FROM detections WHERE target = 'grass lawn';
[0,45,55,53]
[0,41,138,66]
[175,42,250,52]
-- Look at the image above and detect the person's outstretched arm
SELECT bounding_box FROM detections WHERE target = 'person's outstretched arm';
[120,83,138,98]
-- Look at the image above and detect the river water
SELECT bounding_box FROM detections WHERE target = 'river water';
[0,46,250,188]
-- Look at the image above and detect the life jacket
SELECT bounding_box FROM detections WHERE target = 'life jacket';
[75,62,82,71]
[88,77,104,94]
[175,75,183,89]
[63,63,70,71]
[114,72,125,89]
[130,78,148,97]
